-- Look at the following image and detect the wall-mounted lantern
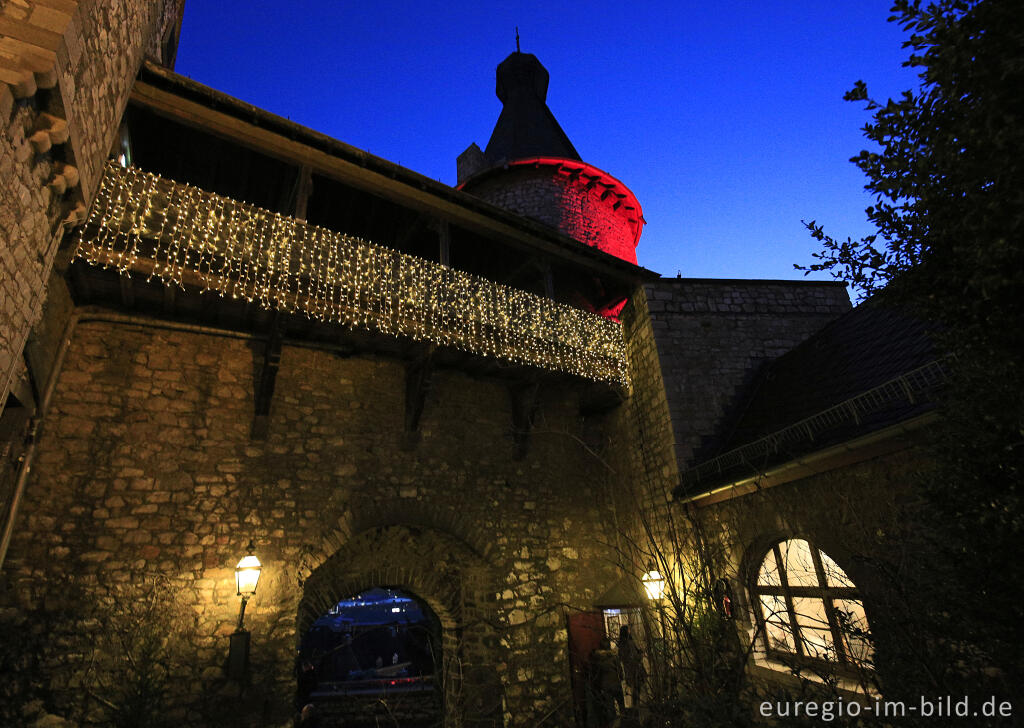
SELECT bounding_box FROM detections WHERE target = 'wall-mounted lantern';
[642,562,668,642]
[228,540,262,682]
[235,539,262,624]
[642,564,665,602]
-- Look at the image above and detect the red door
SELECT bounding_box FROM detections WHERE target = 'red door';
[566,611,606,726]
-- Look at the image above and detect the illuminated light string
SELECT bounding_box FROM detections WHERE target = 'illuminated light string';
[73,162,631,389]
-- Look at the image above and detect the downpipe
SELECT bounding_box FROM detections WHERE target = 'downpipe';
[0,309,261,574]
[0,311,78,574]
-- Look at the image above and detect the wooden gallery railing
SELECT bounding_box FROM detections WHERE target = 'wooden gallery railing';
[73,162,631,388]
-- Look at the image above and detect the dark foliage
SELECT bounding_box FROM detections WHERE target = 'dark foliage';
[799,0,1023,714]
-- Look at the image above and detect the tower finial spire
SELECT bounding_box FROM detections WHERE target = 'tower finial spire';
[515,26,520,53]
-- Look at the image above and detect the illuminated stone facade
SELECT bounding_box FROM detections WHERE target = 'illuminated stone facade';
[0,0,183,409]
[0,5,936,728]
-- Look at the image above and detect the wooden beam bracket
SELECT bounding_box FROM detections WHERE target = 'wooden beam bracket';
[509,381,540,460]
[251,313,285,439]
[403,344,436,447]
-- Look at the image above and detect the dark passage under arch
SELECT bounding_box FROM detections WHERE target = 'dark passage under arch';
[297,587,443,727]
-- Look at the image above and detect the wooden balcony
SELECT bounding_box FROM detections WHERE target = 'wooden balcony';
[71,162,631,391]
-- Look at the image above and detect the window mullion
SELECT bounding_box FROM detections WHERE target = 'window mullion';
[775,543,805,657]
[811,545,849,663]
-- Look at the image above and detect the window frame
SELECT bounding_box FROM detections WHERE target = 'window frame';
[750,539,869,672]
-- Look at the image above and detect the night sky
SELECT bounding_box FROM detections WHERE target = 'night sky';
[173,1,917,283]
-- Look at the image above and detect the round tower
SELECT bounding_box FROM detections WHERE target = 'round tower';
[457,52,644,266]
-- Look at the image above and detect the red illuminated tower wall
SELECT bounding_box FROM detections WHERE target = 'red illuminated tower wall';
[458,52,644,267]
[460,158,643,265]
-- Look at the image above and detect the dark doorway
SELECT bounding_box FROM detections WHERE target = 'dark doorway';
[297,588,443,727]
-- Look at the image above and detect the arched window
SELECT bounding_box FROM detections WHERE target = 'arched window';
[752,538,872,668]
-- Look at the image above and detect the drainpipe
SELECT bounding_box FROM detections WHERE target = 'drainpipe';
[0,307,341,572]
[0,308,267,573]
[0,312,79,574]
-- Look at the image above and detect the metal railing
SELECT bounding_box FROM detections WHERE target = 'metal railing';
[681,358,948,488]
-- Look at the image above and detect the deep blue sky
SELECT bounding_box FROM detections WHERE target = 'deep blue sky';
[174,1,917,282]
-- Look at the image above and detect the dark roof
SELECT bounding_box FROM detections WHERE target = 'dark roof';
[482,52,581,164]
[679,297,944,496]
[134,62,658,286]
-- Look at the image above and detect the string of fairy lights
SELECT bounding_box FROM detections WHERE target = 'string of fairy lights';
[73,162,631,388]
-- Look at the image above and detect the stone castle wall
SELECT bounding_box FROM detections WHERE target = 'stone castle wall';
[0,295,668,726]
[616,287,680,505]
[691,442,933,693]
[646,278,851,468]
[0,0,182,409]
[463,165,640,264]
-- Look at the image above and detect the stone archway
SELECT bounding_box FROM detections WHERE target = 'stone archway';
[298,525,502,727]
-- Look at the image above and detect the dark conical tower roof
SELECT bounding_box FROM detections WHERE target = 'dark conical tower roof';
[458,49,644,270]
[482,52,580,163]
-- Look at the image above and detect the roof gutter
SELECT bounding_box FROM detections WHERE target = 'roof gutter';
[674,411,940,509]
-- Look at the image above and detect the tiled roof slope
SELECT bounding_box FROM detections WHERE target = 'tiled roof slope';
[679,297,942,496]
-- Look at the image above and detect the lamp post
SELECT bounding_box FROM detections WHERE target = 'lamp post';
[229,540,262,682]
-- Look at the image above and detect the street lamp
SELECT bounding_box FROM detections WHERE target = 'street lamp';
[642,563,668,644]
[642,564,665,602]
[642,562,669,701]
[235,539,262,629]
[229,540,261,682]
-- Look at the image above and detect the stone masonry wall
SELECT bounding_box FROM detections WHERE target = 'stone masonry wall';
[647,278,850,468]
[0,0,181,410]
[616,286,680,505]
[464,166,640,264]
[1,316,649,726]
[691,443,934,694]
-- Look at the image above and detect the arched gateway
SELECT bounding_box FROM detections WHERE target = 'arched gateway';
[297,526,502,727]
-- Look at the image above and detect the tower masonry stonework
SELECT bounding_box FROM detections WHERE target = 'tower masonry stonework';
[0,0,184,409]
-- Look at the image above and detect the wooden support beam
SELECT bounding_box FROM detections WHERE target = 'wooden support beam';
[364,193,384,241]
[118,275,135,308]
[540,261,554,299]
[278,163,313,219]
[292,165,313,220]
[161,283,176,315]
[437,219,451,266]
[509,381,539,460]
[403,344,435,448]
[251,312,284,439]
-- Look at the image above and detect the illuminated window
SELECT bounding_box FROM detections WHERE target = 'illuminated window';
[752,539,872,669]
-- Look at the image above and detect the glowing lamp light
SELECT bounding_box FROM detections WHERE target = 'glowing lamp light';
[235,541,262,597]
[642,565,666,601]
[229,540,262,680]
